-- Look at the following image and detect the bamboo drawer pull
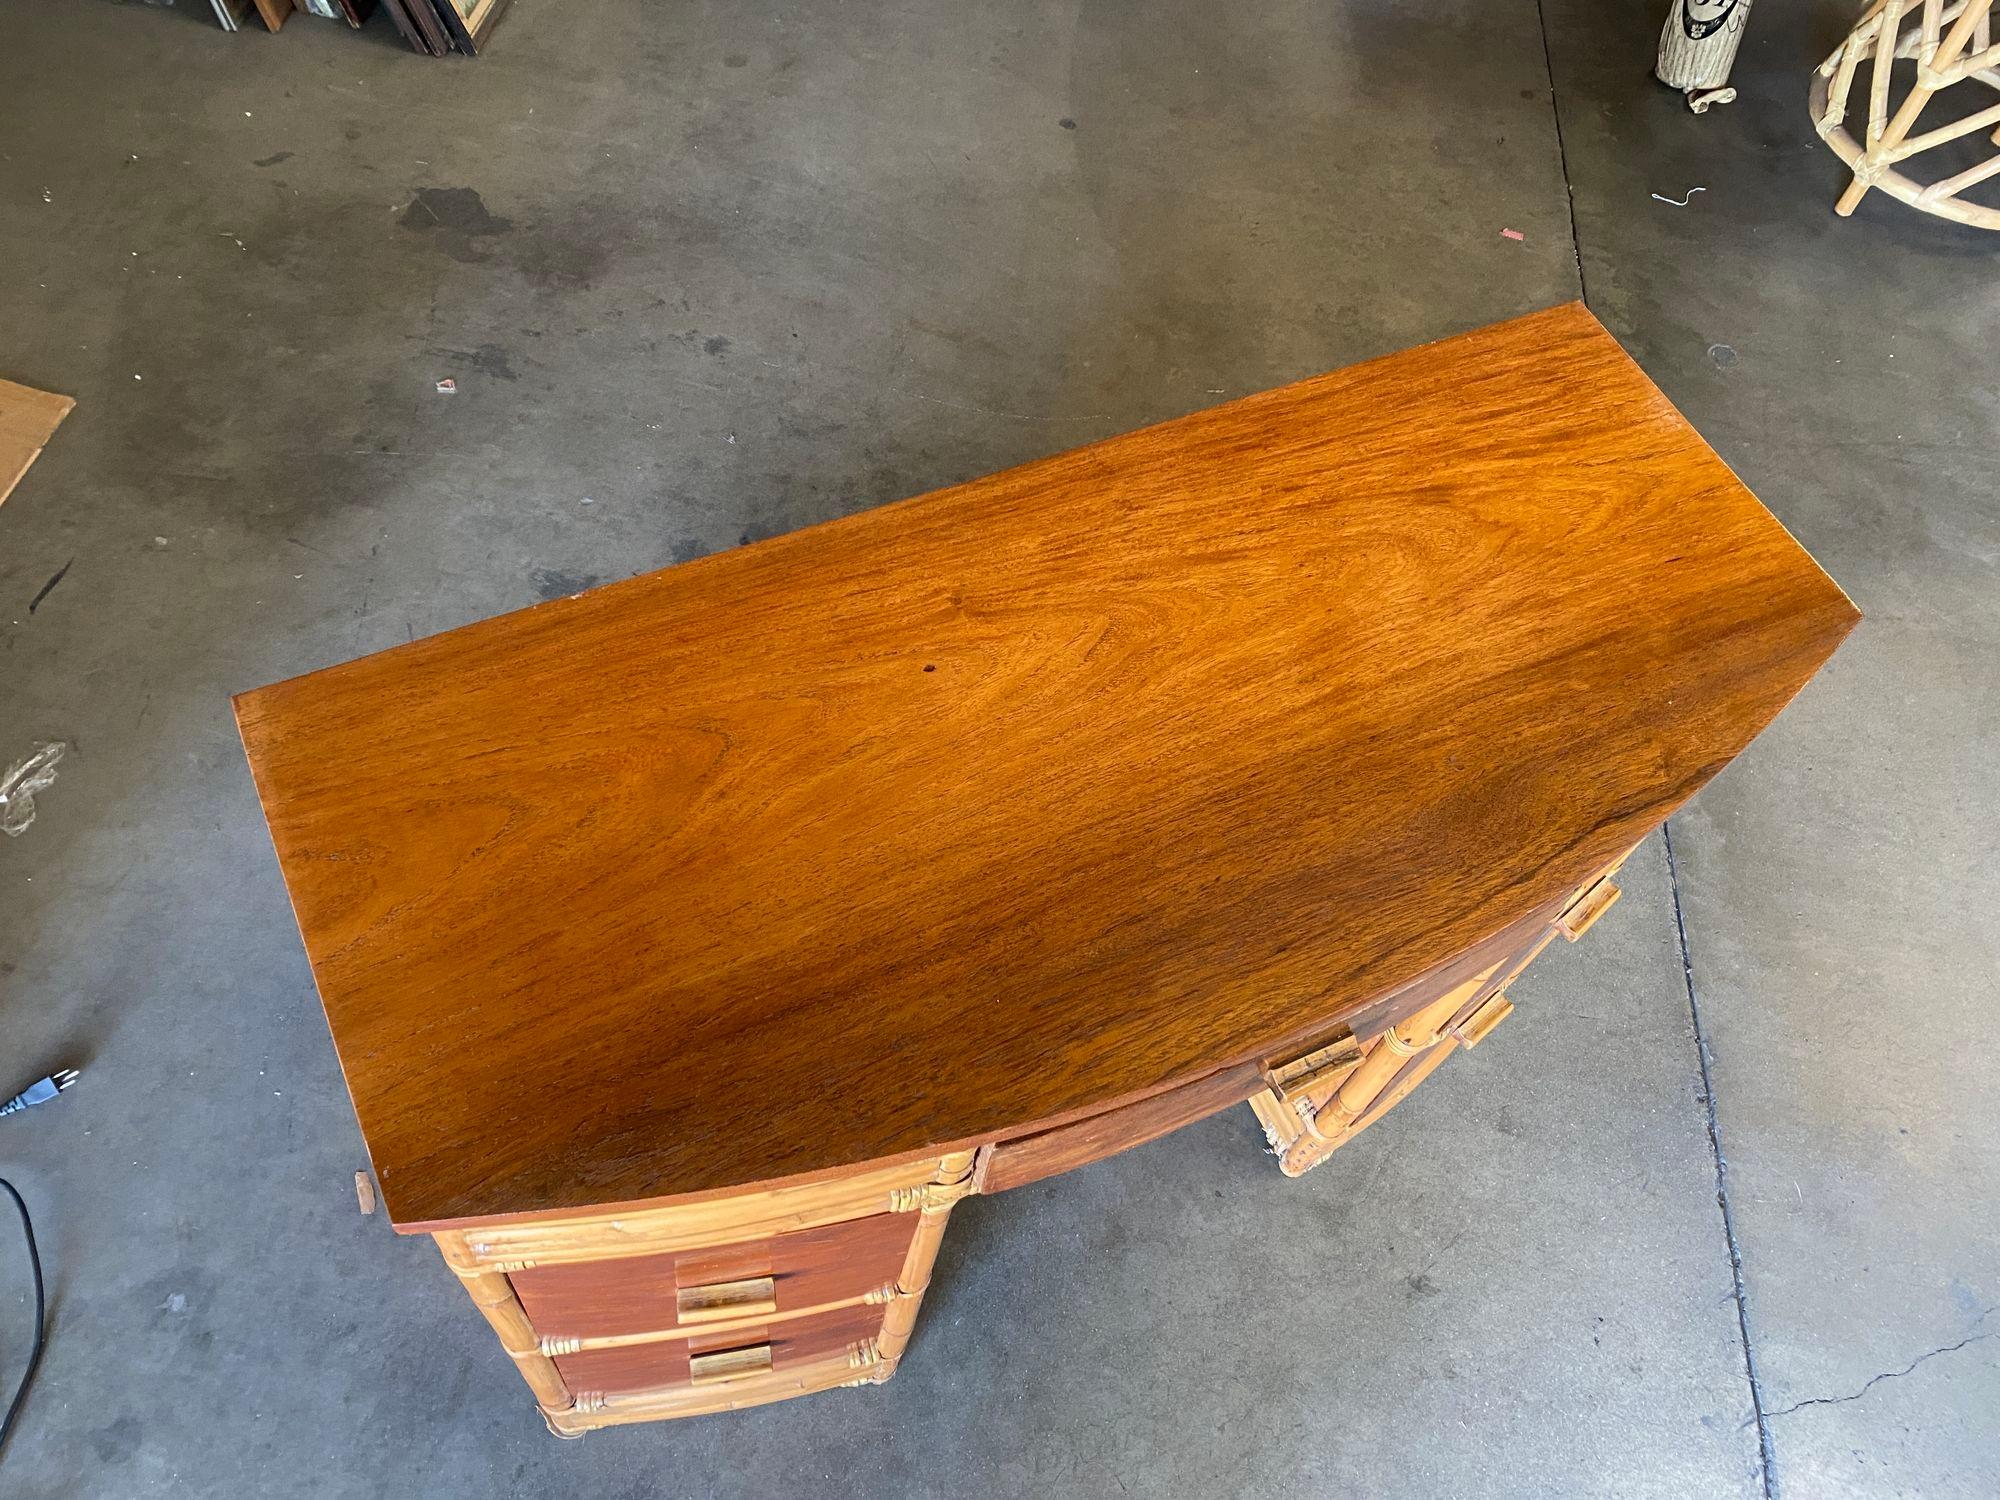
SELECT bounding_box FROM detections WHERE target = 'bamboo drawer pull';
[1556,877,1621,941]
[688,1343,775,1384]
[677,1277,777,1324]
[1273,1043,1364,1112]
[1449,992,1514,1049]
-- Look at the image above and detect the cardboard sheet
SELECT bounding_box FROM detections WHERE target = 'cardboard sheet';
[0,377,74,509]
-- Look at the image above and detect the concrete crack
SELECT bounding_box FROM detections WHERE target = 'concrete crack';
[1663,823,1775,1498]
[1765,1308,1996,1420]
[1531,0,1587,303]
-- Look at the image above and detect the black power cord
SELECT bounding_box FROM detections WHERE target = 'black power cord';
[0,1179,42,1464]
[0,1067,75,1468]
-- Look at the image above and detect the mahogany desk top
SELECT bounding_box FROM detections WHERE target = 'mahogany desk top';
[234,303,1857,1230]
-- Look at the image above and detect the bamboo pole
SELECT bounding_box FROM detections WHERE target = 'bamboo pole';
[434,1232,573,1413]
[872,1149,977,1378]
[1309,989,1466,1138]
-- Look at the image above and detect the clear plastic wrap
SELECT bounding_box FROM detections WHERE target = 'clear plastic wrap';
[0,741,65,836]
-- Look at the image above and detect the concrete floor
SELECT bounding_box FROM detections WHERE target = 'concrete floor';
[0,0,1993,1494]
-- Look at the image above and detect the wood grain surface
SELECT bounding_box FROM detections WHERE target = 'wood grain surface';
[234,303,1858,1229]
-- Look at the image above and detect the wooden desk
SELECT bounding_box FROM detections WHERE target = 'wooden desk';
[235,303,1856,1434]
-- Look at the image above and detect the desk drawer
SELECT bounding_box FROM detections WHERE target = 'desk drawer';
[510,1211,917,1341]
[551,1301,884,1399]
[984,1063,1263,1194]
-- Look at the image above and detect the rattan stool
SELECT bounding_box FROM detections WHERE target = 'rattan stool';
[1812,0,2000,228]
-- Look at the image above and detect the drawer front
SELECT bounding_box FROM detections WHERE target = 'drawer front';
[510,1211,917,1341]
[984,1062,1264,1194]
[446,1155,944,1273]
[552,1301,884,1398]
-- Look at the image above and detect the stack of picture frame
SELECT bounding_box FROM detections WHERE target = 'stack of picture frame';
[381,0,513,56]
[202,0,512,55]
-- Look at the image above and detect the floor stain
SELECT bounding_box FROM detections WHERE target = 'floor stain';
[530,567,601,600]
[434,343,519,382]
[88,1415,143,1466]
[28,557,73,614]
[400,187,515,264]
